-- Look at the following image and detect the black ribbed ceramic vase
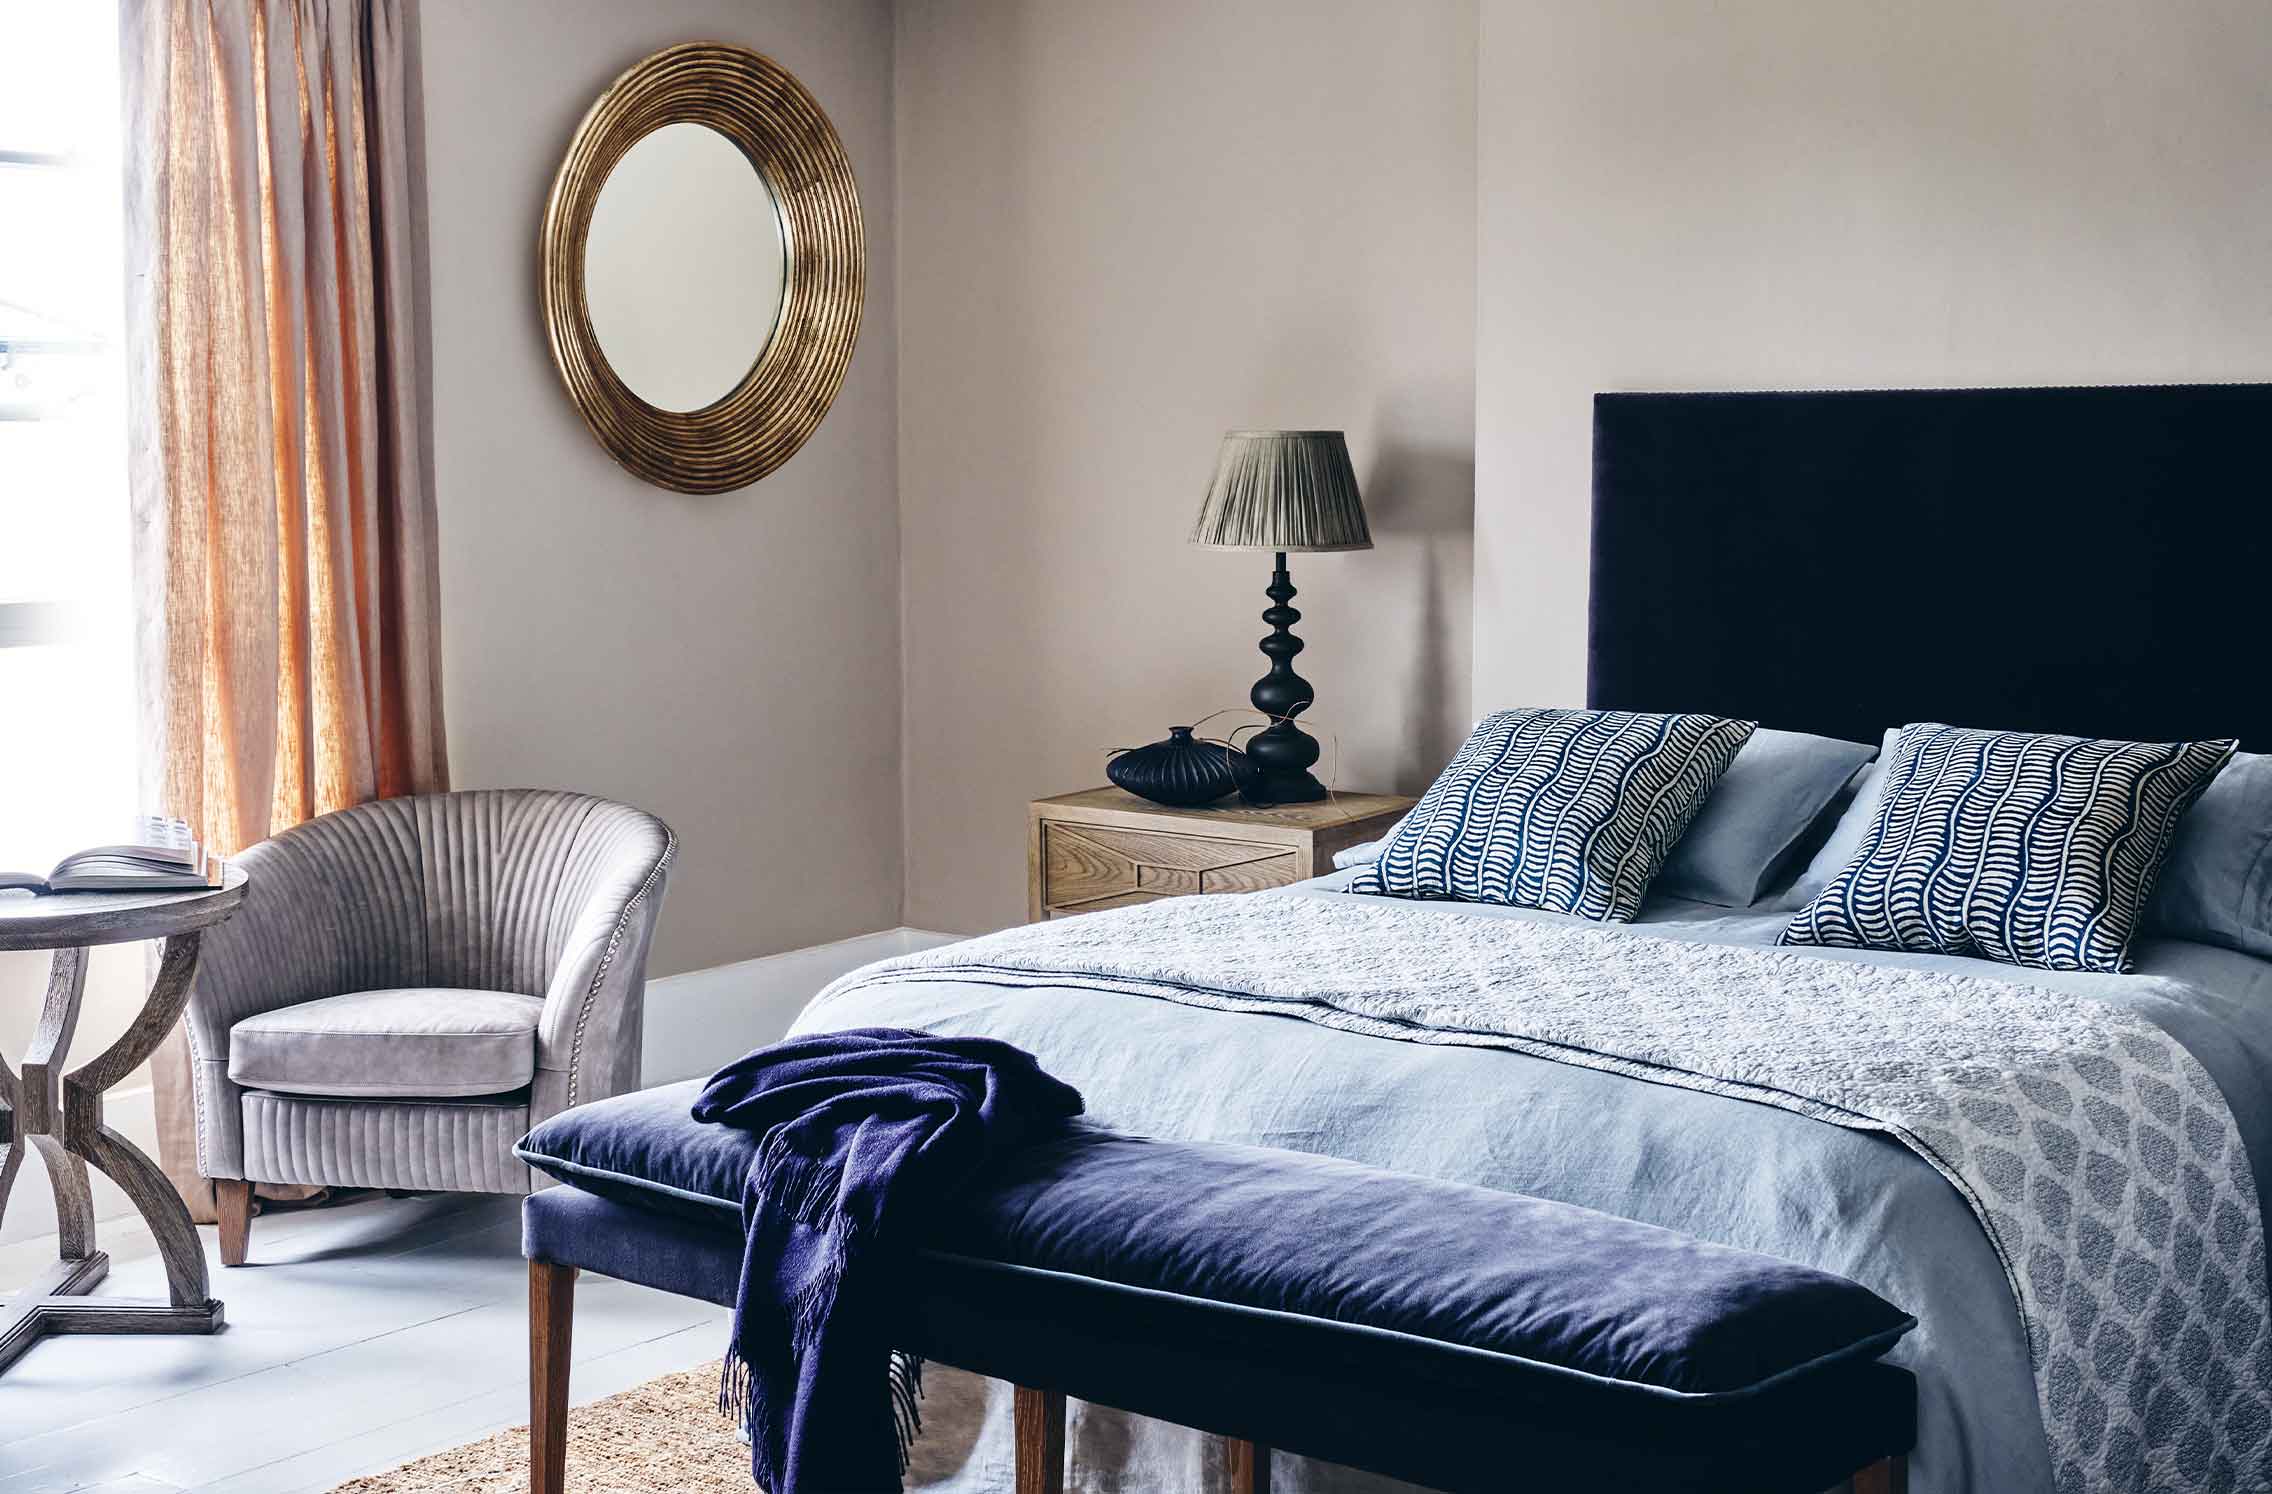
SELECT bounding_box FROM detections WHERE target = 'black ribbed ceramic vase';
[1108,727,1244,807]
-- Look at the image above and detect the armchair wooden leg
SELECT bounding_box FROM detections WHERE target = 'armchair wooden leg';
[1013,1384,1065,1494]
[530,1260,577,1494]
[1853,1453,1908,1494]
[214,1179,252,1267]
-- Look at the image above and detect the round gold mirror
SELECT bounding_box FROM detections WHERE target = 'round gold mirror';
[541,44,863,493]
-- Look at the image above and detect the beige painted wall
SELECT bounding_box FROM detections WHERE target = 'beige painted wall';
[419,0,902,975]
[405,0,2272,955]
[895,0,1478,934]
[1473,0,2272,715]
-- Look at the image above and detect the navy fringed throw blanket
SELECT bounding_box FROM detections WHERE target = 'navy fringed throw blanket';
[692,1027,1084,1493]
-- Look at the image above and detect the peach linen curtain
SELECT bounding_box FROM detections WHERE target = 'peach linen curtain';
[121,0,448,1216]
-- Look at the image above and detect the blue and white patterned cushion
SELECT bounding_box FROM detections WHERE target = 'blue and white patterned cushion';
[1348,708,1756,921]
[1781,722,2236,974]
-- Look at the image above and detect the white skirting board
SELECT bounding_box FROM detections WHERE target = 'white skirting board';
[638,926,961,1086]
[0,927,960,1248]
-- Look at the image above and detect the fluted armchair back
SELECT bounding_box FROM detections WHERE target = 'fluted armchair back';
[184,790,673,1187]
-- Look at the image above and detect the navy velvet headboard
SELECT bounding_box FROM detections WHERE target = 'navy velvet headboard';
[1586,383,2272,750]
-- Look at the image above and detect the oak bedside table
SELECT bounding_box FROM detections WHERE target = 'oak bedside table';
[1027,787,1416,922]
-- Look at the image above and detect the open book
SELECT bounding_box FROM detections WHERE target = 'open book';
[0,816,223,893]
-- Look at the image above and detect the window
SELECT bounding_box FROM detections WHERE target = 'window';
[0,3,134,864]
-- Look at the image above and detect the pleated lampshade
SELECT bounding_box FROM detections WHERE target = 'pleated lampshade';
[1190,430,1372,552]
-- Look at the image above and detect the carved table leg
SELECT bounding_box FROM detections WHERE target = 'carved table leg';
[0,934,224,1375]
[20,948,97,1261]
[0,1107,17,1227]
[0,1012,22,1225]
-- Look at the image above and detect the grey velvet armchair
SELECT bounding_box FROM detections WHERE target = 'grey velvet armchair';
[183,790,673,1264]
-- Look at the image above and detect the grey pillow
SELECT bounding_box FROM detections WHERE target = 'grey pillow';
[2147,750,2272,960]
[1770,729,1902,912]
[1653,728,1878,908]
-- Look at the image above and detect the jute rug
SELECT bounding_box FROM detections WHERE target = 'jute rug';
[331,1362,748,1492]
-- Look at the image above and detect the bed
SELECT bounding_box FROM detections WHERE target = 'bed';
[797,384,2272,1494]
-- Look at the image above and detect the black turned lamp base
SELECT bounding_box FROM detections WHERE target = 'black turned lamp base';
[1239,718,1329,805]
[1241,762,1329,805]
[1236,555,1331,807]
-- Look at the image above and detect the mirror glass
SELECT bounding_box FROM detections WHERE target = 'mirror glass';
[583,123,786,412]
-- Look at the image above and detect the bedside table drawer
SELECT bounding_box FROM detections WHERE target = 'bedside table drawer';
[1027,786,1415,923]
[1039,822,1299,915]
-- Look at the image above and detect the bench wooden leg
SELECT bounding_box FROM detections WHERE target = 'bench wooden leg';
[530,1260,577,1494]
[1852,1454,1908,1494]
[1014,1384,1066,1494]
[1226,1436,1271,1494]
[214,1179,251,1267]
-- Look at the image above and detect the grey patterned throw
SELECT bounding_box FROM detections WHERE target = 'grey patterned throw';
[813,895,2271,1493]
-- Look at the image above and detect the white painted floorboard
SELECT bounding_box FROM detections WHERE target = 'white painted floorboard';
[0,1191,731,1493]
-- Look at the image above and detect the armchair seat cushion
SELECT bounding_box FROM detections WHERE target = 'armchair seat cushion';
[228,988,545,1099]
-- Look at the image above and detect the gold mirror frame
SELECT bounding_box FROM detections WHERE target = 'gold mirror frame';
[541,43,864,494]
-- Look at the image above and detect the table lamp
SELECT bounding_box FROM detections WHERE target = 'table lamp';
[1189,430,1371,805]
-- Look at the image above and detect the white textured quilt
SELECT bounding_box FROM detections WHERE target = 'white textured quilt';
[815,894,2272,1493]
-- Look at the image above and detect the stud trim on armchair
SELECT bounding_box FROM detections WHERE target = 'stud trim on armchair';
[565,827,675,1106]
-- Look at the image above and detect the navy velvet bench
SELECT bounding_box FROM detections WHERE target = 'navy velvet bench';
[519,1083,1917,1494]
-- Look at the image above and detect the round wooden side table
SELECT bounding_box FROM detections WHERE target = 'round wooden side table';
[0,868,247,1373]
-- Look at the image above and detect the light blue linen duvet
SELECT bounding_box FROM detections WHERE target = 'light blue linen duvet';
[793,874,2272,1494]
